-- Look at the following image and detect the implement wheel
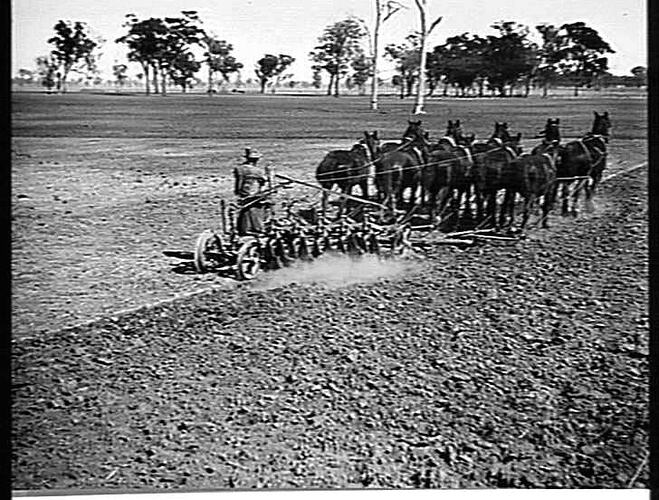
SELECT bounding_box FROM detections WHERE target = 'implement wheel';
[236,240,262,280]
[194,230,223,273]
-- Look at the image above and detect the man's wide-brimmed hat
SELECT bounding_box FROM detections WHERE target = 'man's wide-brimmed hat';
[244,147,261,160]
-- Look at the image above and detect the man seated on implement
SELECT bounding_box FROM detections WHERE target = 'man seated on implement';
[233,147,272,235]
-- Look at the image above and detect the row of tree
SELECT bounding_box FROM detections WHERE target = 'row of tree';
[33,12,297,95]
[310,18,618,99]
[28,6,634,108]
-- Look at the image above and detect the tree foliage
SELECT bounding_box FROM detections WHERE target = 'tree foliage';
[116,11,203,95]
[427,33,487,96]
[630,66,647,87]
[350,49,373,94]
[556,21,614,95]
[255,54,295,93]
[482,21,537,96]
[385,34,421,98]
[168,51,201,91]
[204,37,243,92]
[47,20,102,92]
[36,55,58,91]
[534,24,562,96]
[309,17,368,96]
[112,63,128,86]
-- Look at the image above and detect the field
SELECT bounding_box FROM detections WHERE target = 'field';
[11,92,648,490]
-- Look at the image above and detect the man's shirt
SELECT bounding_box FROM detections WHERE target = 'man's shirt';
[234,163,266,197]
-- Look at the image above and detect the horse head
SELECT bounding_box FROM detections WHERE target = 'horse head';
[463,133,476,146]
[592,111,611,142]
[402,120,429,149]
[445,119,473,146]
[362,130,380,159]
[492,121,512,143]
[402,120,425,140]
[536,118,560,142]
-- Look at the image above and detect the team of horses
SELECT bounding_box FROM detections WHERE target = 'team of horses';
[315,111,612,230]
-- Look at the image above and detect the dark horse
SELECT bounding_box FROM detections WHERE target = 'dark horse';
[557,111,611,215]
[505,143,560,229]
[374,120,428,215]
[471,122,524,228]
[421,120,478,227]
[316,130,379,216]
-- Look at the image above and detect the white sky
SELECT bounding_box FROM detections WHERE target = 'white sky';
[11,0,647,80]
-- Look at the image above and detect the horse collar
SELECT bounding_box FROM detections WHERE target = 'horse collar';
[358,143,372,162]
[504,146,517,159]
[441,136,457,148]
[542,152,556,167]
[411,146,424,164]
[458,145,473,164]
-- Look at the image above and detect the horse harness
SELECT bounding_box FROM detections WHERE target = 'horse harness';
[458,145,473,164]
[577,134,608,173]
[355,142,373,163]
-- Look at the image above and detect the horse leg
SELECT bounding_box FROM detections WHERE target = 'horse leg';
[541,184,557,228]
[560,182,569,216]
[429,189,437,225]
[454,188,465,229]
[584,177,596,212]
[437,187,450,224]
[571,181,582,217]
[463,185,474,220]
[474,186,483,221]
[359,179,369,200]
[521,194,536,230]
[498,189,512,229]
[486,192,497,229]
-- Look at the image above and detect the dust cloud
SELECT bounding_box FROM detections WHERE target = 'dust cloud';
[252,253,418,290]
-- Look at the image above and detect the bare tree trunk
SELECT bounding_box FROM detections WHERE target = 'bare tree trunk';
[334,73,340,97]
[207,64,213,94]
[412,0,428,114]
[412,0,441,115]
[152,64,159,94]
[61,71,68,94]
[370,0,382,110]
[574,84,579,96]
[327,74,334,95]
[142,63,150,96]
[161,67,167,96]
[542,82,548,98]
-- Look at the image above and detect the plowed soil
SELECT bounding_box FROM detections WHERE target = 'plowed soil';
[11,93,648,490]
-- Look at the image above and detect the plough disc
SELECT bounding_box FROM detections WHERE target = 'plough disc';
[236,239,262,280]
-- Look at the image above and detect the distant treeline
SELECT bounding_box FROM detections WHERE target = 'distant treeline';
[14,10,647,99]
